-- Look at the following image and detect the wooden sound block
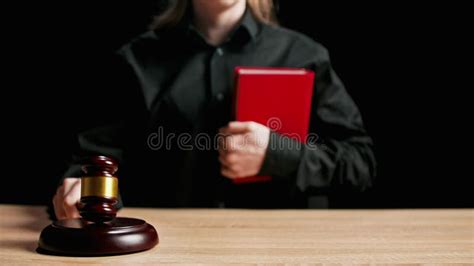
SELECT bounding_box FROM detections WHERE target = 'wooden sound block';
[37,217,159,256]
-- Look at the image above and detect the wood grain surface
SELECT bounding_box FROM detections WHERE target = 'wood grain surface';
[0,204,472,265]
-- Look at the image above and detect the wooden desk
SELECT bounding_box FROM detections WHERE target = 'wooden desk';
[0,205,472,264]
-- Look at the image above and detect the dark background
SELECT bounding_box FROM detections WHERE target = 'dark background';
[2,1,471,208]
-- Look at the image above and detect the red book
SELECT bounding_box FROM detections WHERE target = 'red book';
[232,67,315,184]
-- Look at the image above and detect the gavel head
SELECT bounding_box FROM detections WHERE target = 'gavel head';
[79,156,119,223]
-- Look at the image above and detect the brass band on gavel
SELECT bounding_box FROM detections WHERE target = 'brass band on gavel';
[81,176,118,198]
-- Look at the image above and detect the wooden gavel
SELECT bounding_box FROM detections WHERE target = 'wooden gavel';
[79,156,119,223]
[38,155,159,256]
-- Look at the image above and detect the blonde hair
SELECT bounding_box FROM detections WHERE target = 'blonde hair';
[150,0,278,30]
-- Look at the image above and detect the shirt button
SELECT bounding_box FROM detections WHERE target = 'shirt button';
[215,92,224,101]
[216,48,224,56]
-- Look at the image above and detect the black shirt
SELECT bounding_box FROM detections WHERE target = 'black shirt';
[65,9,376,208]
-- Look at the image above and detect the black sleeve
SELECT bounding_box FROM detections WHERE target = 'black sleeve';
[62,52,146,179]
[51,53,144,215]
[258,51,376,193]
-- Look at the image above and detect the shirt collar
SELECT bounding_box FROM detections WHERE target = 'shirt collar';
[238,7,259,41]
[173,5,260,45]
